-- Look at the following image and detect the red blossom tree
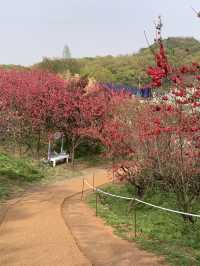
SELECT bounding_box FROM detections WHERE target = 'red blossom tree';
[106,18,200,221]
[142,21,200,220]
[0,70,72,156]
[49,78,130,165]
[0,70,129,165]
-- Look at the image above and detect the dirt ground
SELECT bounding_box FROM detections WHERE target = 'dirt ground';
[63,194,166,266]
[0,166,166,266]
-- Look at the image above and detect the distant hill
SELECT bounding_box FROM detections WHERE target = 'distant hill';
[163,37,200,54]
[33,37,200,86]
[0,64,29,71]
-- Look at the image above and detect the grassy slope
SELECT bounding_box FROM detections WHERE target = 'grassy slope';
[0,153,45,200]
[0,153,82,200]
[0,153,106,201]
[87,184,200,266]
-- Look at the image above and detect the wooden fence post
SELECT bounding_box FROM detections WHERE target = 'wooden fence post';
[81,178,85,200]
[134,201,137,238]
[96,191,98,216]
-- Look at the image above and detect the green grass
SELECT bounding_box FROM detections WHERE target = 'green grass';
[0,153,45,200]
[40,163,83,184]
[0,153,44,182]
[76,155,110,168]
[0,152,90,201]
[87,184,200,266]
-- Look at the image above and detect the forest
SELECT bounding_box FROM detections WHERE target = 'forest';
[34,37,200,86]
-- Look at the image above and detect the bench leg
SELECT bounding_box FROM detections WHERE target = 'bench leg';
[53,161,56,167]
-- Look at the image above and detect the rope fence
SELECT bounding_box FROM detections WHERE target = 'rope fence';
[83,178,200,218]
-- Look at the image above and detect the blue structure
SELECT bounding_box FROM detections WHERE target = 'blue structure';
[102,83,152,98]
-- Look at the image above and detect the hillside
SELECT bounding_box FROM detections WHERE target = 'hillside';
[33,37,200,86]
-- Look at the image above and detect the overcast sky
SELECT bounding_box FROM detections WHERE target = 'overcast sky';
[1,0,200,66]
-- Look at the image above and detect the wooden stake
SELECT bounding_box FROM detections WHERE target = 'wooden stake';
[93,173,95,192]
[134,201,137,238]
[81,178,85,200]
[96,191,98,216]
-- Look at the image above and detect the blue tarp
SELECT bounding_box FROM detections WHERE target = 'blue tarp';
[102,83,152,98]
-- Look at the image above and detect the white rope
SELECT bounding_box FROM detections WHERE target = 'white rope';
[84,179,200,218]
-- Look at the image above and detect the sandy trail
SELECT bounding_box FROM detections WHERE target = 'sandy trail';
[0,167,166,266]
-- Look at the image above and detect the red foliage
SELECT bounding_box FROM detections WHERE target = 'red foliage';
[0,69,129,161]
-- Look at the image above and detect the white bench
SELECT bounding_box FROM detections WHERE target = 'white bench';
[49,153,70,167]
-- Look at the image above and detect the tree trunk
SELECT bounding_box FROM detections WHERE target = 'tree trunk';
[71,141,75,167]
[136,185,145,199]
[70,136,81,168]
[177,190,195,223]
[37,131,41,159]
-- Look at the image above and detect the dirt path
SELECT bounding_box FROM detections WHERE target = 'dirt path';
[63,194,166,266]
[0,167,166,266]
